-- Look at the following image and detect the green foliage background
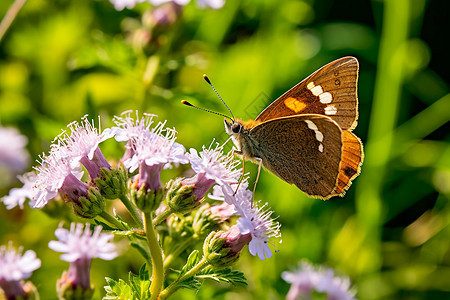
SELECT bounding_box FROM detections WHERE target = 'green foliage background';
[0,0,449,299]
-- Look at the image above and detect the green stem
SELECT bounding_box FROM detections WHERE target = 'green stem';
[99,211,126,231]
[159,257,208,300]
[163,236,197,269]
[144,212,164,300]
[120,195,143,228]
[153,206,174,226]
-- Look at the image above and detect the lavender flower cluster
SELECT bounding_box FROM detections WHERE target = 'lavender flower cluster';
[0,111,282,299]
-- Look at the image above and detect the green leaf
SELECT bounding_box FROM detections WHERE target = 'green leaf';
[197,266,247,286]
[179,250,200,277]
[93,219,116,231]
[103,264,152,300]
[104,277,134,300]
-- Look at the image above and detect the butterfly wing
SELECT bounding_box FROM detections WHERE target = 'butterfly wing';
[248,114,343,199]
[255,57,359,131]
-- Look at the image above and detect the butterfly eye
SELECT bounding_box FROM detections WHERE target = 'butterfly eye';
[231,123,242,133]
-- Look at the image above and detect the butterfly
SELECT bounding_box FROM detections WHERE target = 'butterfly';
[184,57,364,200]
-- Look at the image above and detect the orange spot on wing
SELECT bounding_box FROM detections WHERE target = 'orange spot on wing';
[284,97,306,113]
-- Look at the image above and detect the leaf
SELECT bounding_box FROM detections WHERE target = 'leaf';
[103,264,152,300]
[197,266,247,286]
[103,277,134,300]
[130,241,151,262]
[179,250,200,278]
[93,219,116,231]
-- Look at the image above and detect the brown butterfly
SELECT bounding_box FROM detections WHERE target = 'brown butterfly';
[184,57,364,200]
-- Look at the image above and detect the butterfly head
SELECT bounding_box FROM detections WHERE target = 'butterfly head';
[224,119,243,135]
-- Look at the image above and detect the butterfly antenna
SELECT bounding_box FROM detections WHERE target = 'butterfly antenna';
[203,74,235,121]
[181,100,234,123]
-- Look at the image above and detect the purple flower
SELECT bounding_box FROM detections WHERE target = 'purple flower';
[1,172,36,210]
[109,0,145,10]
[111,111,188,191]
[219,179,281,260]
[57,115,113,179]
[32,147,85,208]
[49,223,117,290]
[0,126,30,187]
[282,261,356,300]
[0,242,41,299]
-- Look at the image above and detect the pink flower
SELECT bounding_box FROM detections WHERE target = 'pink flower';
[282,261,356,300]
[0,242,41,299]
[49,223,117,289]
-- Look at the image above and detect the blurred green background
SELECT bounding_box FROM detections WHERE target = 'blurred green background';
[0,0,449,299]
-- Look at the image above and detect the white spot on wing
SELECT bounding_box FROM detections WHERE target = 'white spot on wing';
[315,131,324,142]
[311,85,323,96]
[305,120,325,151]
[325,105,337,115]
[307,82,315,90]
[319,92,333,104]
[305,120,318,131]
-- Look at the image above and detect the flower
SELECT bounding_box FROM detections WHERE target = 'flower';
[32,147,85,208]
[112,111,188,191]
[109,0,145,10]
[109,0,225,11]
[197,0,224,9]
[0,242,41,299]
[222,181,280,260]
[203,225,251,268]
[186,144,241,196]
[282,261,356,300]
[1,171,36,210]
[0,126,30,187]
[49,223,117,291]
[57,115,113,179]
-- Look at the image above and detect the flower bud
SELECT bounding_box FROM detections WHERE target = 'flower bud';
[95,166,128,200]
[192,204,222,237]
[166,178,200,214]
[130,179,164,213]
[203,226,251,269]
[56,270,94,300]
[72,188,105,219]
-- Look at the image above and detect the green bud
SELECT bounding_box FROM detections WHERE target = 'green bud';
[192,204,222,237]
[166,178,200,214]
[130,180,164,213]
[72,188,105,219]
[203,226,251,269]
[56,272,94,300]
[95,167,128,200]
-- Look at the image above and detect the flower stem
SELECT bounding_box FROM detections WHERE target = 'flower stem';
[163,235,198,269]
[144,212,164,300]
[153,205,173,226]
[98,211,126,231]
[120,195,143,228]
[159,257,208,299]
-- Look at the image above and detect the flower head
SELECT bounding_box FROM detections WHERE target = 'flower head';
[49,223,117,263]
[49,223,117,290]
[1,172,36,210]
[32,146,85,208]
[282,261,356,300]
[187,144,241,188]
[220,181,281,260]
[0,127,30,172]
[57,115,113,179]
[111,111,188,191]
[0,242,41,299]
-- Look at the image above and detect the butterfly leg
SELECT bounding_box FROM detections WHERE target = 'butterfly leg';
[217,136,233,151]
[252,157,263,204]
[233,154,245,196]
